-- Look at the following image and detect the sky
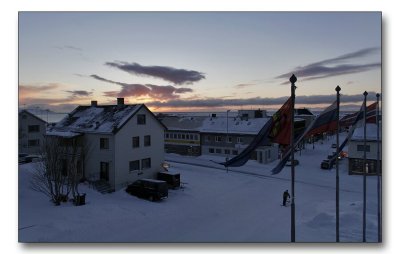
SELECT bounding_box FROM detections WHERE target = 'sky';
[19,12,381,112]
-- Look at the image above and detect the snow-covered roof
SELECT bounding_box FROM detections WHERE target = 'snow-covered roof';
[159,116,207,132]
[351,123,381,141]
[200,117,270,135]
[19,109,47,123]
[46,131,82,138]
[48,104,143,135]
[295,108,314,116]
[160,115,307,135]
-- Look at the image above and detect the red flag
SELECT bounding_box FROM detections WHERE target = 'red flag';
[366,102,378,123]
[269,97,293,145]
[340,102,378,127]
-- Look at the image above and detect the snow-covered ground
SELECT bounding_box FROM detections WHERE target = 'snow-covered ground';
[18,134,380,242]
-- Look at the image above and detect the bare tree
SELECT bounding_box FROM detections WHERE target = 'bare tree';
[30,136,84,206]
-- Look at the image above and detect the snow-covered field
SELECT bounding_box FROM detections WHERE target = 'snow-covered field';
[18,134,380,242]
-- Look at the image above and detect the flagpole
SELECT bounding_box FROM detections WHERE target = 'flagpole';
[376,93,381,242]
[363,91,368,242]
[289,74,297,242]
[335,85,341,242]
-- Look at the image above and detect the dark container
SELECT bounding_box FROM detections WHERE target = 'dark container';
[126,179,168,202]
[157,172,181,189]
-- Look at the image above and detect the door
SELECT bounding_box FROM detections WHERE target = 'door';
[100,162,109,181]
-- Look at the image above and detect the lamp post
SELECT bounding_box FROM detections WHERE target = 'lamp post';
[289,74,297,242]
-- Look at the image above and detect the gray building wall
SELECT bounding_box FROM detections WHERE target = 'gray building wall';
[201,132,278,164]
[19,111,46,155]
[165,131,201,156]
[114,107,165,190]
[83,133,116,187]
[348,139,382,174]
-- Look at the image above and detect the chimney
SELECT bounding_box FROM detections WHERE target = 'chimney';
[117,98,124,106]
[91,100,98,107]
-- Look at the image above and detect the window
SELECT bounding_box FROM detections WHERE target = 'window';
[237,137,243,143]
[129,160,140,172]
[209,148,215,153]
[195,135,199,140]
[132,136,140,148]
[28,139,40,147]
[144,135,151,146]
[227,137,233,143]
[357,145,370,152]
[216,148,222,154]
[142,158,151,169]
[166,133,169,139]
[215,136,222,142]
[232,150,238,155]
[190,134,194,140]
[206,135,211,142]
[137,114,146,125]
[178,134,182,139]
[100,138,109,149]
[225,149,230,154]
[28,125,40,133]
[173,134,177,139]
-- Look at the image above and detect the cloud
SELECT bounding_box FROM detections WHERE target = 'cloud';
[91,74,193,101]
[105,61,205,85]
[19,83,61,104]
[276,47,381,83]
[65,90,93,97]
[19,83,92,109]
[234,83,257,89]
[19,83,59,95]
[54,45,83,51]
[146,92,378,109]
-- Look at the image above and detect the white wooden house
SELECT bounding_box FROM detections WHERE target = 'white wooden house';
[19,110,47,155]
[348,123,382,175]
[47,98,166,191]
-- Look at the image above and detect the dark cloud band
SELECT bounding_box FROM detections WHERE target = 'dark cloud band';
[276,47,381,82]
[90,74,193,100]
[105,61,205,85]
[147,92,378,109]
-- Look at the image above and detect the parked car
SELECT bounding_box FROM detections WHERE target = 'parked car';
[157,172,180,189]
[285,159,299,167]
[125,179,168,201]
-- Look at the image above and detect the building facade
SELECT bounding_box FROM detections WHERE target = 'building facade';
[201,132,278,164]
[160,110,279,164]
[47,99,166,191]
[19,110,47,155]
[348,123,382,175]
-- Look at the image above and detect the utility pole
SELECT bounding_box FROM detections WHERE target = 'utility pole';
[289,74,297,242]
[335,85,341,242]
